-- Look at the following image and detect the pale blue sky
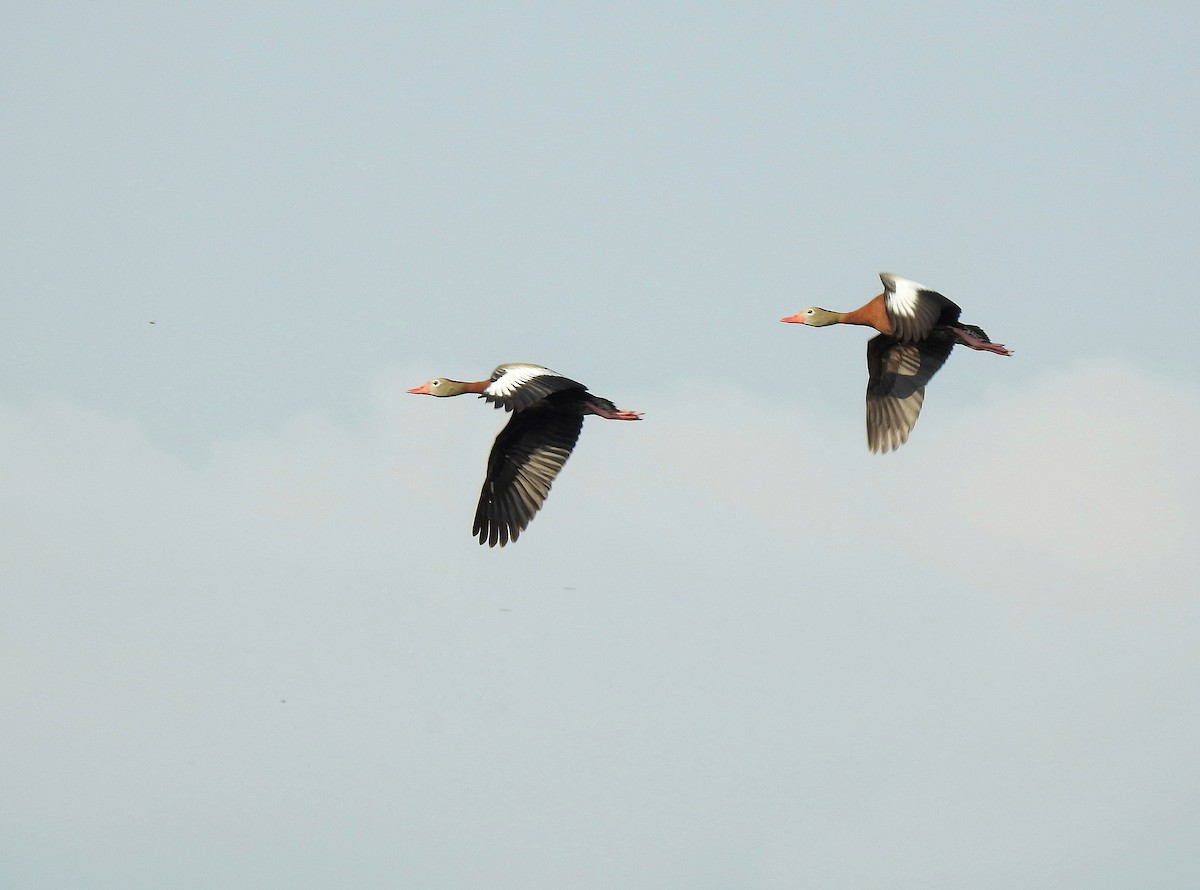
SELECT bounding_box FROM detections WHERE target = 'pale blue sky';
[2,3,1199,887]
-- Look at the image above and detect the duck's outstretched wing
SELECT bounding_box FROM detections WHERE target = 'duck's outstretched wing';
[473,407,584,546]
[865,334,955,453]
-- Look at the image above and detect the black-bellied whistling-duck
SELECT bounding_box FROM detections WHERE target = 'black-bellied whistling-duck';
[408,363,642,547]
[781,273,1013,453]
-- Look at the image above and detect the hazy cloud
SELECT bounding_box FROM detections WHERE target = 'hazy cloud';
[2,362,1196,887]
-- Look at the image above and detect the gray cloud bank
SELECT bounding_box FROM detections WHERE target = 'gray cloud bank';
[2,362,1197,888]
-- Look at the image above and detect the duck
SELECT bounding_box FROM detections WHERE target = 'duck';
[408,363,642,546]
[781,273,1013,453]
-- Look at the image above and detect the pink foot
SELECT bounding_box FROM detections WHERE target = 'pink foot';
[951,327,1014,355]
[591,406,643,420]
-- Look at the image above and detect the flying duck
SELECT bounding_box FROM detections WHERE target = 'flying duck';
[781,273,1013,453]
[408,363,642,546]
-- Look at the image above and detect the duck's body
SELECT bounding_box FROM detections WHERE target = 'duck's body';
[782,273,1012,453]
[408,363,641,546]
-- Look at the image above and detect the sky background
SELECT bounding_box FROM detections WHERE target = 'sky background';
[3,2,1199,887]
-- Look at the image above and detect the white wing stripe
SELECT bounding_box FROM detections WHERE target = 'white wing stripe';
[485,365,560,398]
[883,274,928,319]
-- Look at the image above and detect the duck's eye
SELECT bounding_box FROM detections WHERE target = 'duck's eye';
[806,309,815,315]
[431,380,440,387]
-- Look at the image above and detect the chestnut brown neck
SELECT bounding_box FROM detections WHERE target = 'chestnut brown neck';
[839,293,893,335]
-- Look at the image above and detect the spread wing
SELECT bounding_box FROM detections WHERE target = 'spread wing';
[473,407,584,546]
[880,273,961,342]
[481,364,585,412]
[865,334,955,453]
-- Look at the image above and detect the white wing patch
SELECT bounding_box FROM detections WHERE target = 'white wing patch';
[485,364,560,399]
[880,273,929,319]
[880,272,947,341]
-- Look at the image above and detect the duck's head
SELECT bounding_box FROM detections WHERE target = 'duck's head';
[407,377,469,397]
[781,307,841,327]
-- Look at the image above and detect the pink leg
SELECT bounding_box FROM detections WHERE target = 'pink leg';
[951,326,1014,355]
[589,405,643,421]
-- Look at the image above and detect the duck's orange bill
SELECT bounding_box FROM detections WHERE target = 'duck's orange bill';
[780,314,805,324]
[407,383,432,394]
